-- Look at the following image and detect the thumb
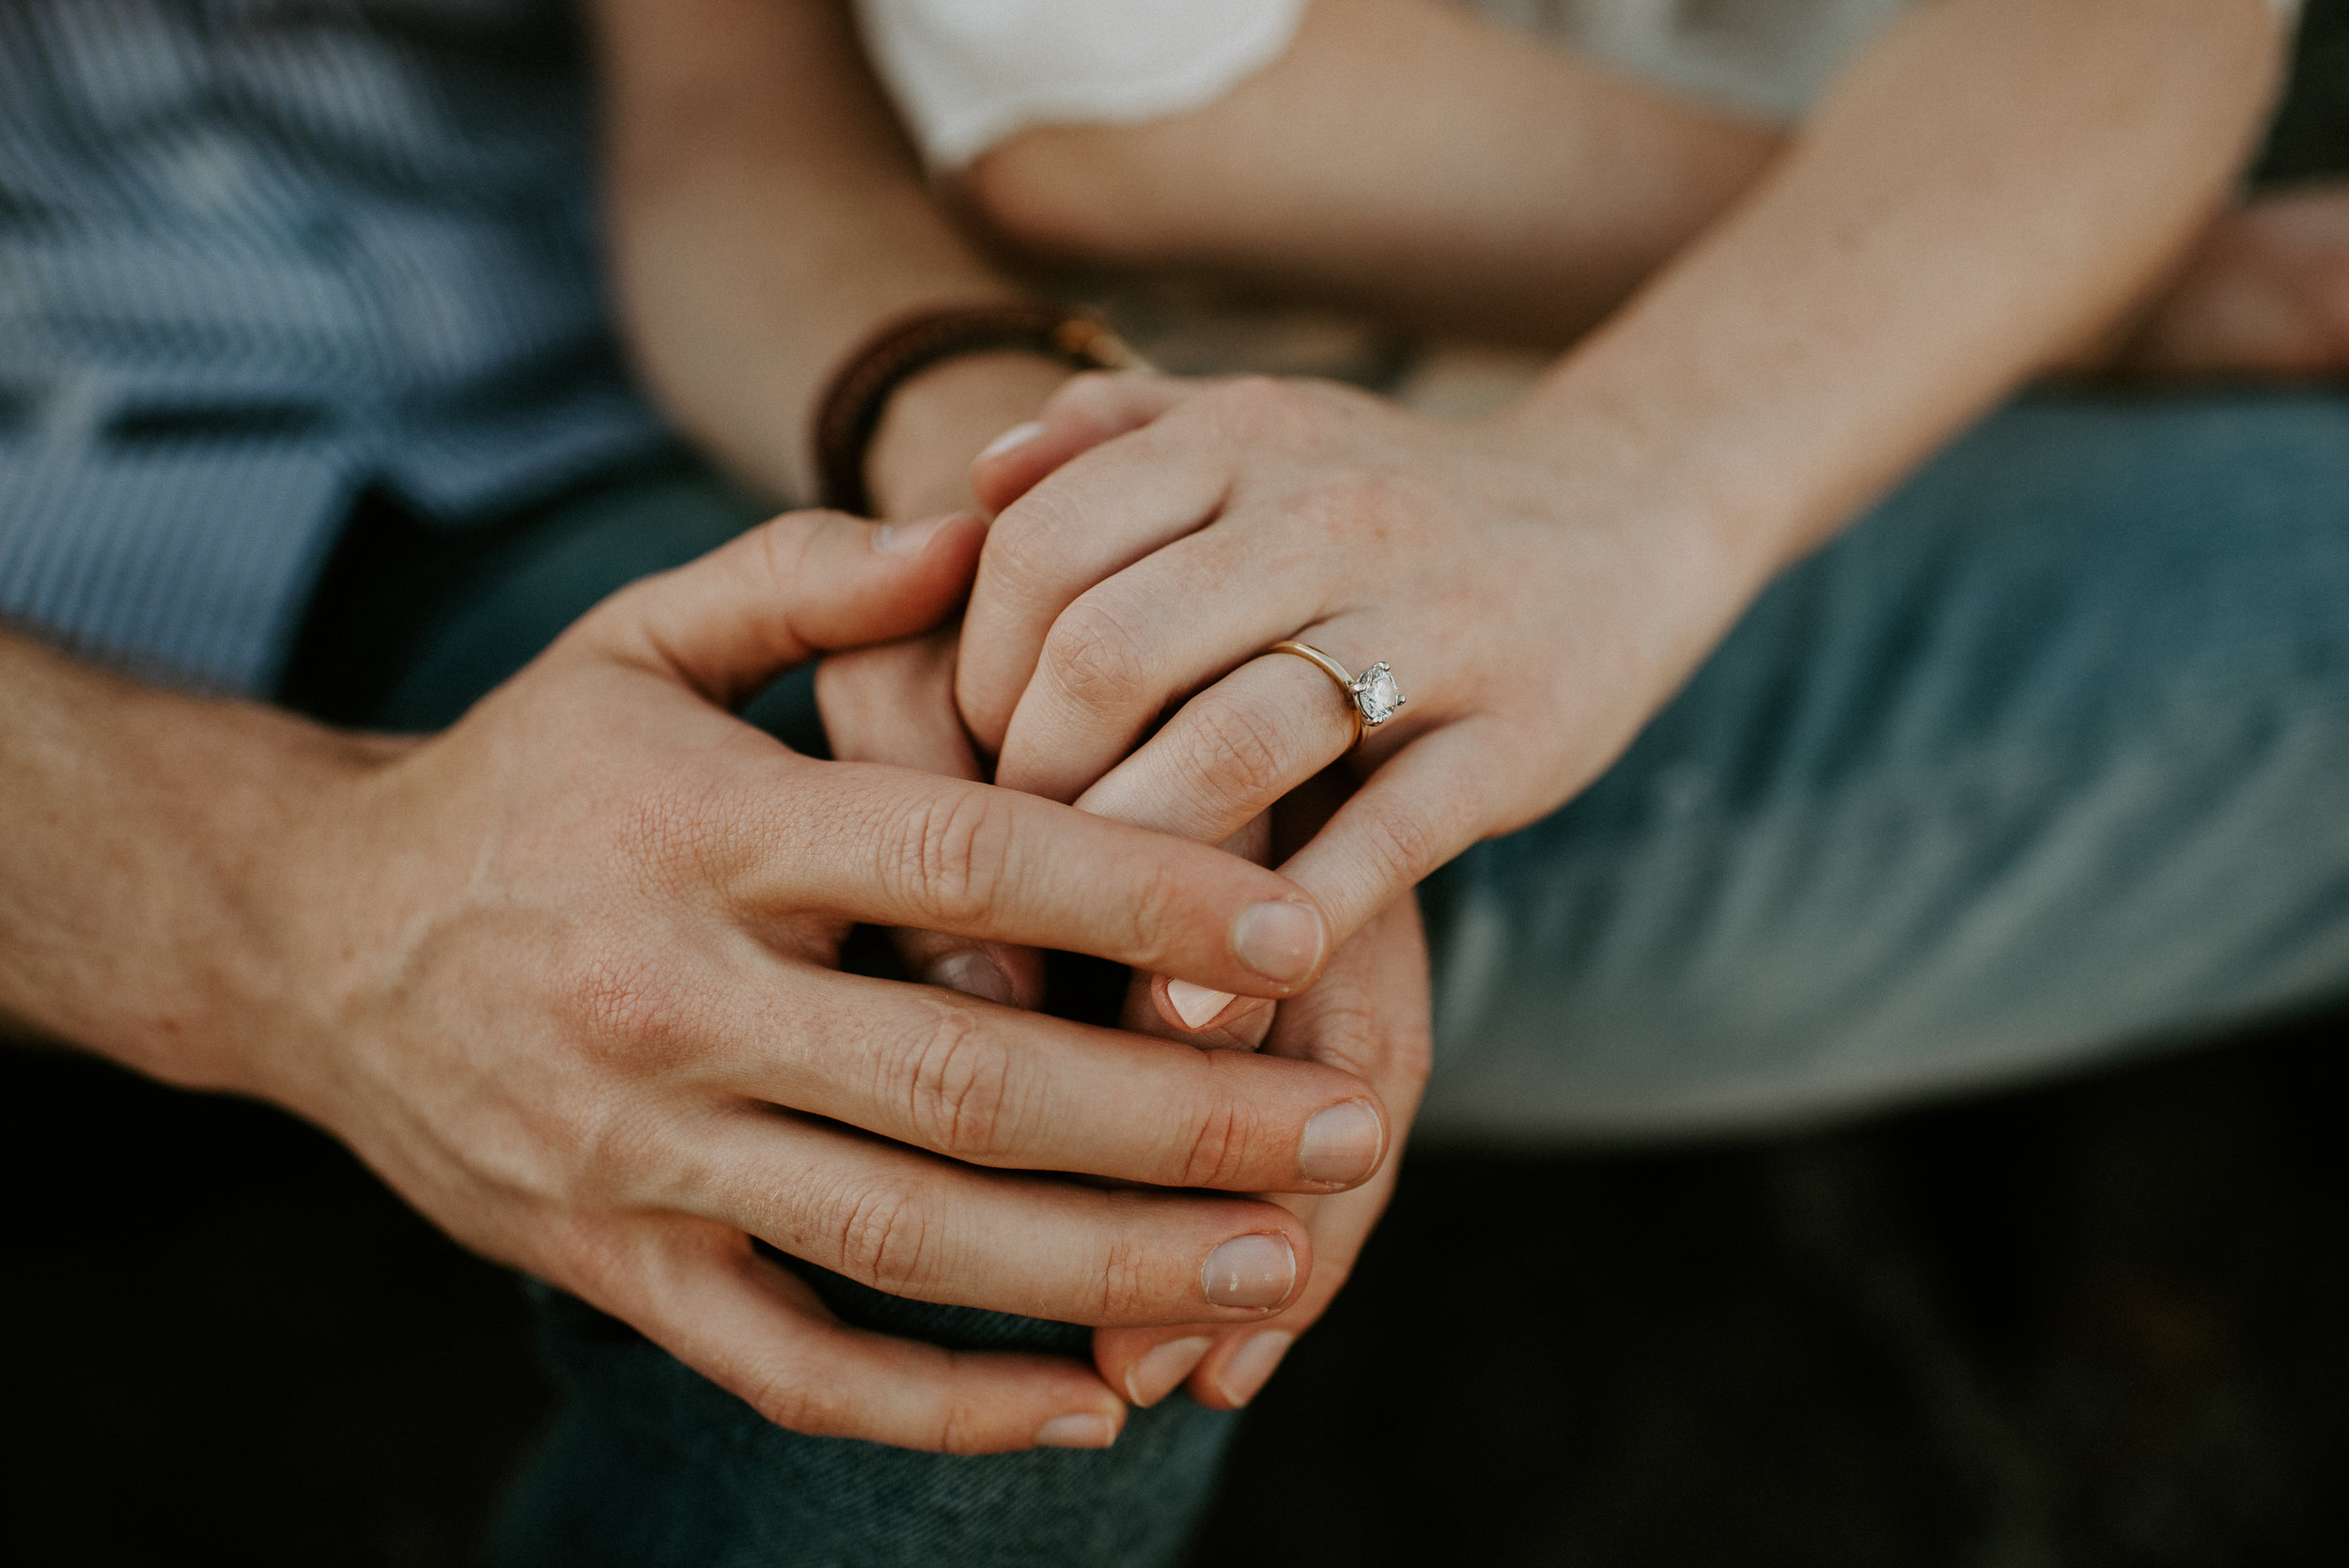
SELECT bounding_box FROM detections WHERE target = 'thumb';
[568,508,988,706]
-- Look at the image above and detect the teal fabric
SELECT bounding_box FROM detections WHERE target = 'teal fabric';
[278,458,1240,1568]
[1419,389,2349,1141]
[282,387,2349,1561]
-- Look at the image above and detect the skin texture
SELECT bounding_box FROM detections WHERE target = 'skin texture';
[820,654,1434,1411]
[0,509,1417,1453]
[953,0,2285,931]
[817,0,2289,1406]
[1,0,1420,1457]
[966,0,2345,380]
[962,0,1782,348]
[594,0,1061,508]
[595,0,1435,1417]
[7,0,2301,1457]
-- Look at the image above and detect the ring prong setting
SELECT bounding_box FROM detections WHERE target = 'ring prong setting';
[1351,662,1405,727]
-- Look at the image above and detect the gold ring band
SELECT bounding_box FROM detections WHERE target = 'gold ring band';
[1265,640,1407,750]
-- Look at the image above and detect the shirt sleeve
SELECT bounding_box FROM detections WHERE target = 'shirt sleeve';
[851,0,1310,171]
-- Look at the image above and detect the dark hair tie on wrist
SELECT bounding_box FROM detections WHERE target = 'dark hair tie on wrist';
[812,303,1151,517]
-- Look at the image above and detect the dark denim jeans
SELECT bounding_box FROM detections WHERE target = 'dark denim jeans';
[285,388,2349,1563]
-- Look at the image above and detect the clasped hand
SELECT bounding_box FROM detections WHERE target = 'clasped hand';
[825,369,1757,1414]
[241,506,1416,1456]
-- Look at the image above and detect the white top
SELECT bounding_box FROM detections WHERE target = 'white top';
[856,0,2303,170]
[851,0,1313,170]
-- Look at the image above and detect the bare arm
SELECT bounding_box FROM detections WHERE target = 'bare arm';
[960,0,1784,346]
[0,490,1403,1451]
[1526,0,2285,573]
[1,2,1432,1451]
[958,0,2317,381]
[0,635,366,1076]
[955,0,2287,944]
[594,0,1071,515]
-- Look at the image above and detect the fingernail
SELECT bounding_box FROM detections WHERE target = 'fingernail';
[1166,978,1236,1031]
[1216,1331,1295,1407]
[873,513,955,555]
[1299,1098,1385,1186]
[925,951,1015,1006]
[1201,1234,1296,1310]
[1125,1336,1214,1407]
[1232,901,1324,985]
[977,420,1046,462]
[1034,1412,1118,1450]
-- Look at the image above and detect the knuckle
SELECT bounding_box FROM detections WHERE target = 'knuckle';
[932,1401,991,1456]
[1361,792,1455,891]
[752,509,823,606]
[743,1362,843,1439]
[565,941,697,1066]
[1177,698,1294,807]
[883,787,1015,928]
[1040,597,1154,716]
[1094,1233,1160,1323]
[977,515,1054,599]
[1172,1077,1257,1188]
[1296,991,1385,1080]
[1098,850,1191,970]
[831,1174,938,1296]
[614,773,740,903]
[987,483,1091,593]
[1202,375,1319,442]
[900,1002,1021,1158]
[1054,368,1136,422]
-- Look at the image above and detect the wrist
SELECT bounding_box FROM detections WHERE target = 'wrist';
[864,349,1076,518]
[1474,380,1783,636]
[0,656,387,1099]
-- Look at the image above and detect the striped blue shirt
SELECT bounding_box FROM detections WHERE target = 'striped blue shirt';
[0,0,671,693]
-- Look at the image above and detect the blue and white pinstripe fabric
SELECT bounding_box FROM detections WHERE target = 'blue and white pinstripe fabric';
[0,0,671,693]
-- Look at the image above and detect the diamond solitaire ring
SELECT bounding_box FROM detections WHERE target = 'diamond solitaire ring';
[1265,640,1406,749]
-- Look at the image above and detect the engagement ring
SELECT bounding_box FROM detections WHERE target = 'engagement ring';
[1265,640,1406,748]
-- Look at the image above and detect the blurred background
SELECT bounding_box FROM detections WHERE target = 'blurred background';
[8,973,2347,1565]
[9,6,2349,1565]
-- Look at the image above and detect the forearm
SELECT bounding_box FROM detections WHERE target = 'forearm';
[962,0,1782,345]
[593,0,1068,510]
[0,631,363,1088]
[1503,0,2285,591]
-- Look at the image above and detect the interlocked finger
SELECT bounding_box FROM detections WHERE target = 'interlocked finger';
[990,508,1368,803]
[562,1212,1127,1453]
[968,372,1206,517]
[817,630,1050,1010]
[1075,649,1366,848]
[1095,891,1431,1408]
[679,1105,1316,1326]
[1279,719,1500,944]
[700,966,1390,1193]
[730,760,1335,1000]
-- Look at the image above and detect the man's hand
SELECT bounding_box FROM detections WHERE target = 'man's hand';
[1,508,1408,1455]
[1089,786,1432,1414]
[821,588,1435,1419]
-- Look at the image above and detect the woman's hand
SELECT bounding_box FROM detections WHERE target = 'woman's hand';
[954,371,1754,951]
[947,0,2285,968]
[821,596,1435,1416]
[1089,781,1432,1413]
